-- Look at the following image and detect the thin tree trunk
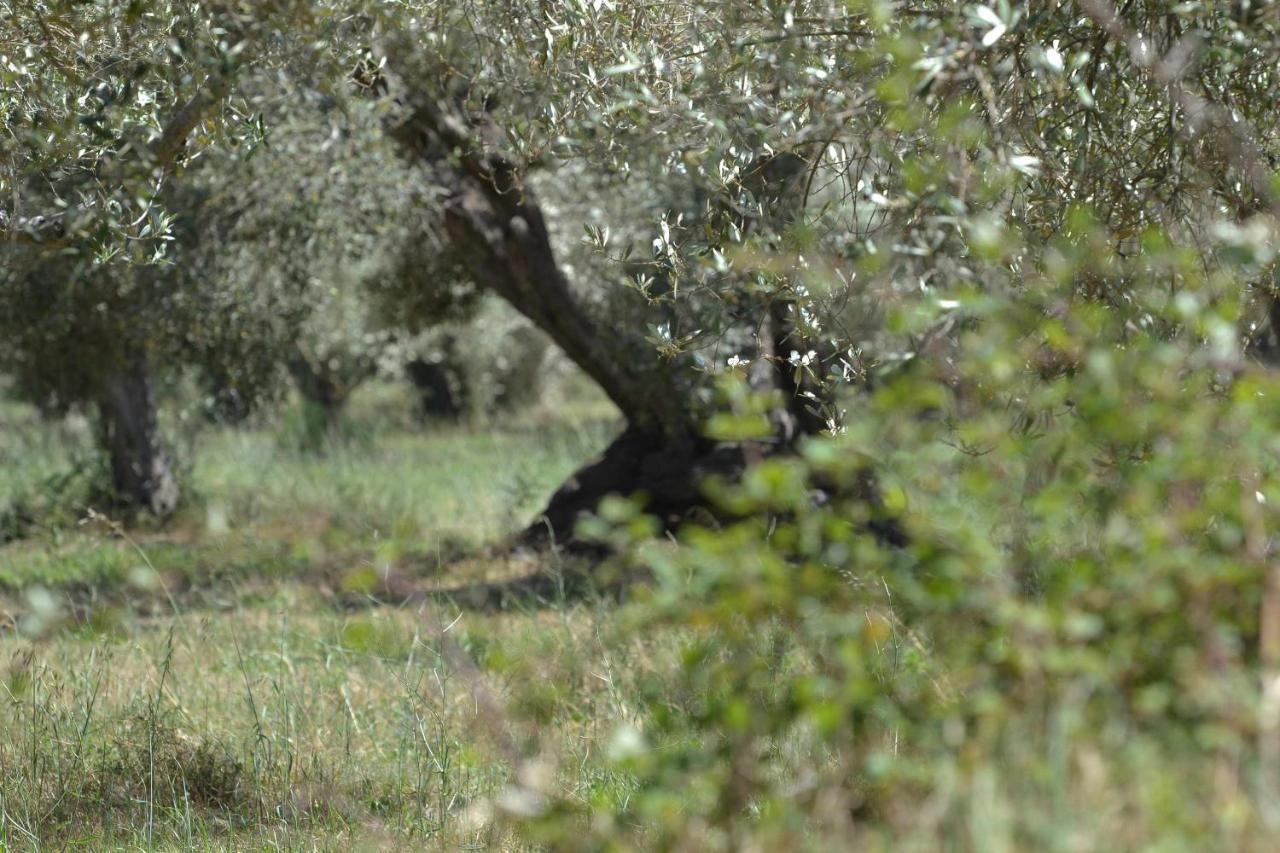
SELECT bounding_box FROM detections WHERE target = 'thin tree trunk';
[97,353,180,519]
[767,296,830,437]
[739,152,834,438]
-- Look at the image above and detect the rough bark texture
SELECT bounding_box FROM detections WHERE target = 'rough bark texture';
[97,355,180,519]
[386,98,694,444]
[385,93,714,542]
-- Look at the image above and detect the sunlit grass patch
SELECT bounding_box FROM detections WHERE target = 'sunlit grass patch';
[0,383,619,602]
[190,385,617,554]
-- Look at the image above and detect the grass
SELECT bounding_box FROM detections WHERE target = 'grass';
[0,384,646,848]
[194,394,618,555]
[3,384,1279,849]
[0,584,651,849]
[0,384,618,595]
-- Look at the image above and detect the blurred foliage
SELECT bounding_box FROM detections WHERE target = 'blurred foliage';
[566,307,1280,845]
[403,297,564,421]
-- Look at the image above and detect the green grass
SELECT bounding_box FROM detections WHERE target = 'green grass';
[0,581,654,850]
[1,384,618,594]
[0,385,642,848]
[195,399,618,555]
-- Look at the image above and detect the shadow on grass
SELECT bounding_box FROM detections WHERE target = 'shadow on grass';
[0,527,633,642]
[330,547,637,614]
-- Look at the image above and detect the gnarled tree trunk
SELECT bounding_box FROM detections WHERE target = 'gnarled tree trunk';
[97,353,180,519]
[384,87,900,548]
[386,96,710,543]
[387,100,693,444]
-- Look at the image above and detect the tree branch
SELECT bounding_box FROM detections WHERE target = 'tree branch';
[385,86,696,440]
[1079,0,1280,218]
[3,73,232,248]
[146,75,234,169]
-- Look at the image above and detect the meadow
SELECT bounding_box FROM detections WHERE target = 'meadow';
[0,387,646,849]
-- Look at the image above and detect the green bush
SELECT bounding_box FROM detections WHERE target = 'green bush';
[514,274,1280,848]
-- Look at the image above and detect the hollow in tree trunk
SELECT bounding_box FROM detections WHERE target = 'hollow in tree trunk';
[97,354,180,519]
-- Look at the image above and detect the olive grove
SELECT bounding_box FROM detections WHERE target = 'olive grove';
[4,0,1280,842]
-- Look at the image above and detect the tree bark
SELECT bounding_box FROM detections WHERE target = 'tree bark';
[736,152,836,438]
[767,295,831,438]
[385,94,714,542]
[385,98,695,445]
[97,353,180,519]
[383,88,902,548]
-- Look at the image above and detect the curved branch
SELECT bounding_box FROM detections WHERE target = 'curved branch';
[385,89,695,440]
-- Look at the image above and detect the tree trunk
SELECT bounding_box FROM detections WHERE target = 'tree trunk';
[288,354,368,433]
[767,296,831,438]
[405,357,462,419]
[386,96,710,543]
[738,152,835,439]
[201,365,256,425]
[97,354,180,519]
[384,89,902,548]
[385,98,694,443]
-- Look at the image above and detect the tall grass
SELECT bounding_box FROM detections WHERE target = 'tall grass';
[0,383,634,848]
[0,585,649,849]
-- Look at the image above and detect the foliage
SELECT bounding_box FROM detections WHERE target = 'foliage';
[4,0,1280,848]
[0,1,255,404]
[489,1,1280,846]
[561,305,1280,845]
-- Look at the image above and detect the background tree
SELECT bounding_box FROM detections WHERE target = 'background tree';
[0,1,268,517]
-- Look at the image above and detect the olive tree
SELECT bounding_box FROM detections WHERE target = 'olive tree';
[0,1,270,516]
[0,2,409,512]
[358,0,1279,545]
[358,3,922,540]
